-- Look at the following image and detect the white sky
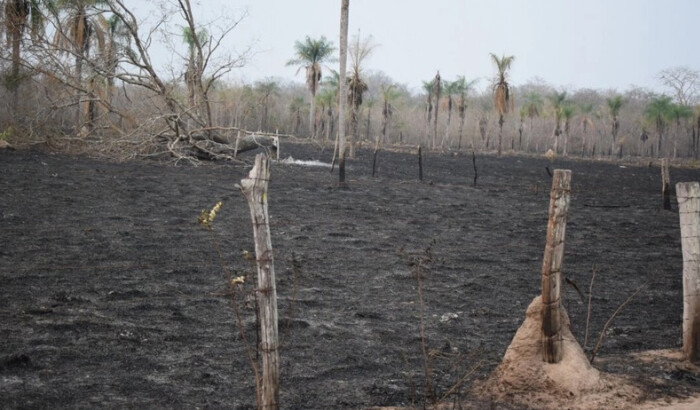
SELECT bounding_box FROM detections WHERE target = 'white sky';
[125,0,699,94]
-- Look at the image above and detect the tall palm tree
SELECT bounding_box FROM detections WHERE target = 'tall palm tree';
[363,98,375,141]
[442,78,459,148]
[347,32,375,155]
[380,83,400,144]
[548,91,566,153]
[422,79,434,141]
[182,26,207,112]
[606,95,624,156]
[644,95,673,158]
[286,35,336,139]
[490,53,514,156]
[431,71,441,150]
[561,104,575,157]
[53,0,109,130]
[3,0,46,94]
[255,78,279,132]
[669,103,693,159]
[288,95,306,136]
[522,92,542,152]
[518,105,526,151]
[578,103,594,155]
[455,76,477,151]
[315,88,335,141]
[319,69,339,142]
[99,14,128,87]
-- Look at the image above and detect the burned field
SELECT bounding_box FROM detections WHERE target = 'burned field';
[1,142,700,409]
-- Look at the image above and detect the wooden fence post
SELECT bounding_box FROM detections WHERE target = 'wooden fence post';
[662,158,671,210]
[275,130,280,161]
[239,154,279,408]
[676,182,700,363]
[234,130,241,158]
[541,169,572,364]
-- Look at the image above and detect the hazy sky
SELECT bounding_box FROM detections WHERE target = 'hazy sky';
[127,0,699,94]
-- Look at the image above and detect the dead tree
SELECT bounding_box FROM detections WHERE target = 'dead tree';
[541,169,572,363]
[676,182,700,363]
[239,154,279,408]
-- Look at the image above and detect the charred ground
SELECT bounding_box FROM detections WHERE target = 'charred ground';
[1,142,699,408]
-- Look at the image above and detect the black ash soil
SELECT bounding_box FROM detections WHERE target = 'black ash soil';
[1,142,699,409]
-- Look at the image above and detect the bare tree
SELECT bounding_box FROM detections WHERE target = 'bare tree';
[659,66,699,107]
[100,0,250,158]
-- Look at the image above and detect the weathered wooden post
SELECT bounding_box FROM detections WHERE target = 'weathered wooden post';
[234,130,241,158]
[662,158,671,210]
[676,182,700,363]
[275,129,280,161]
[239,154,279,408]
[541,169,572,363]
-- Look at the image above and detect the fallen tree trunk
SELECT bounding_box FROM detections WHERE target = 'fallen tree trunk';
[232,134,278,155]
[159,133,278,161]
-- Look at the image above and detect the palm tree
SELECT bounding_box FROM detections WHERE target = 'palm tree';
[561,104,575,157]
[490,53,515,156]
[99,14,127,87]
[4,0,27,90]
[442,79,459,148]
[287,35,336,139]
[95,13,131,107]
[454,76,478,151]
[254,78,279,132]
[522,92,542,152]
[3,0,46,96]
[431,71,441,150]
[518,105,526,151]
[606,95,624,156]
[347,32,375,155]
[288,95,305,136]
[363,98,375,141]
[422,79,434,141]
[53,0,109,130]
[182,26,207,112]
[669,103,693,159]
[548,91,566,153]
[578,103,594,155]
[319,69,339,142]
[315,88,335,141]
[380,83,400,144]
[644,95,674,157]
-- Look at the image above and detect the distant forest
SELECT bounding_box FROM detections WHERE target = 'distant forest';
[1,0,698,161]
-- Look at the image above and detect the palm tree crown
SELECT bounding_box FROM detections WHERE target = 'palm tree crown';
[286,35,336,138]
[490,53,514,155]
[286,35,336,96]
[644,95,673,156]
[490,53,515,117]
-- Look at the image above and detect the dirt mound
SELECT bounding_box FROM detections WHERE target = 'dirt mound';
[475,296,644,409]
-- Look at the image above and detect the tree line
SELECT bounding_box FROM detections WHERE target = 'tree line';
[1,0,698,161]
